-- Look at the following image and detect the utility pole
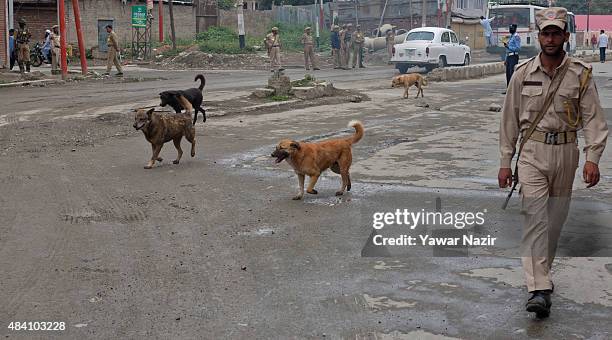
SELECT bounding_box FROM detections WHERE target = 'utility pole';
[237,1,245,49]
[159,0,164,42]
[168,0,177,50]
[58,0,67,79]
[445,0,453,29]
[72,0,88,75]
[354,0,359,25]
[422,0,427,27]
[409,0,413,29]
[315,0,320,49]
[8,0,14,29]
[586,0,591,45]
[377,0,389,37]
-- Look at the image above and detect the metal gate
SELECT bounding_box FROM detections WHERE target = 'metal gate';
[196,0,219,34]
[98,19,114,53]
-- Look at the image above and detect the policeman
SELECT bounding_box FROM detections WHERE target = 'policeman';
[504,23,521,87]
[50,25,61,75]
[266,27,282,72]
[341,24,353,70]
[498,7,608,319]
[386,28,396,63]
[331,25,341,69]
[15,18,32,74]
[105,25,123,76]
[351,24,366,68]
[300,27,319,71]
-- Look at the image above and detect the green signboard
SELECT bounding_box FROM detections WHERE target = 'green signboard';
[131,5,147,28]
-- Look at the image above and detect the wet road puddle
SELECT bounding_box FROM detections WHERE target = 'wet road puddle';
[460,258,612,307]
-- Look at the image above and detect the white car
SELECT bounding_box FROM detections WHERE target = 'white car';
[391,27,471,73]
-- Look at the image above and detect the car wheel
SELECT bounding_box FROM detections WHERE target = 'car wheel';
[438,56,447,69]
[397,64,409,74]
[463,54,470,66]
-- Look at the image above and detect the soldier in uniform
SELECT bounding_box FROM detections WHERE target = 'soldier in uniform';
[15,18,32,74]
[504,23,521,87]
[266,27,282,72]
[339,24,348,70]
[331,25,341,69]
[386,28,396,63]
[300,27,319,71]
[50,25,61,75]
[105,25,123,76]
[341,23,353,70]
[498,7,608,319]
[351,24,366,68]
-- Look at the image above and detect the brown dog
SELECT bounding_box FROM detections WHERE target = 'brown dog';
[271,120,364,200]
[391,73,427,98]
[133,108,196,169]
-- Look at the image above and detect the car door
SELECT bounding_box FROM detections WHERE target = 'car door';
[439,32,451,64]
[449,32,462,64]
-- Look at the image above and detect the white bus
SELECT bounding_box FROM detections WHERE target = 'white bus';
[486,0,576,57]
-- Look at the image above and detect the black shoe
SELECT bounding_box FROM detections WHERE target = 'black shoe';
[359,65,366,68]
[116,72,124,77]
[526,290,552,319]
[313,68,320,70]
[279,68,285,71]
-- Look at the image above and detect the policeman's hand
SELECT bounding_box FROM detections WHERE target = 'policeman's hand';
[498,168,513,188]
[583,161,600,188]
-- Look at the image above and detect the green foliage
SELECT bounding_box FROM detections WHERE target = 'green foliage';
[218,0,235,10]
[196,26,257,54]
[291,74,316,87]
[269,22,331,52]
[556,0,612,14]
[269,94,291,101]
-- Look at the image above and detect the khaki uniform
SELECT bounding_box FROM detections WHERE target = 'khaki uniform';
[500,54,608,292]
[266,32,281,71]
[351,31,365,68]
[50,32,60,74]
[386,32,395,60]
[15,27,31,72]
[301,33,318,70]
[106,31,123,74]
[340,29,352,68]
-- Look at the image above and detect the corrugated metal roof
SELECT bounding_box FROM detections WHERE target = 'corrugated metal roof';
[575,15,612,31]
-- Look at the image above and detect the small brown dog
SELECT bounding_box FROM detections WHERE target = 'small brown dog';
[271,120,364,200]
[391,73,428,98]
[133,108,196,169]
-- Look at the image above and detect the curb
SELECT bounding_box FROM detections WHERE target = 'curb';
[0,79,63,88]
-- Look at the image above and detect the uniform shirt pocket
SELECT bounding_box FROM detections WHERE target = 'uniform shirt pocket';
[520,86,543,113]
[554,86,581,127]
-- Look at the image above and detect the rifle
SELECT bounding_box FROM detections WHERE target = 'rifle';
[501,58,571,210]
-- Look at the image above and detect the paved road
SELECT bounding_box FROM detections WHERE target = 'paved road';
[0,62,611,339]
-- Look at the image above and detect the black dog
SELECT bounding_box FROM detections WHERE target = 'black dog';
[159,74,206,125]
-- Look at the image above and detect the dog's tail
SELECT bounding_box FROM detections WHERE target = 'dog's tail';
[421,76,428,86]
[195,74,206,91]
[347,120,364,144]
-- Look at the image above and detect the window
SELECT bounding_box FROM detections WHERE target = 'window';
[441,32,450,43]
[489,8,530,30]
[406,31,435,41]
[450,32,458,43]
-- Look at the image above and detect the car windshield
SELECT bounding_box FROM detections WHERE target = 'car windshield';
[489,7,531,30]
[406,31,435,41]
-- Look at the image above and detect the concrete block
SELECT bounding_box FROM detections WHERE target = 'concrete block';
[252,88,275,98]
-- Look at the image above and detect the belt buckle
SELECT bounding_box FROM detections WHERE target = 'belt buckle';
[545,132,559,145]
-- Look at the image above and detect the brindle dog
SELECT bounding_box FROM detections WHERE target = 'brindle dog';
[133,108,196,169]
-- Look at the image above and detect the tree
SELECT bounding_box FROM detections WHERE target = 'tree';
[555,0,612,15]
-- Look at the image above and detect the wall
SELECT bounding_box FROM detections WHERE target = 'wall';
[219,8,272,38]
[1,0,6,68]
[64,0,196,50]
[12,5,57,42]
[451,21,485,50]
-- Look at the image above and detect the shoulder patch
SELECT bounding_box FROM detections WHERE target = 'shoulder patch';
[515,56,535,70]
[570,57,592,70]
